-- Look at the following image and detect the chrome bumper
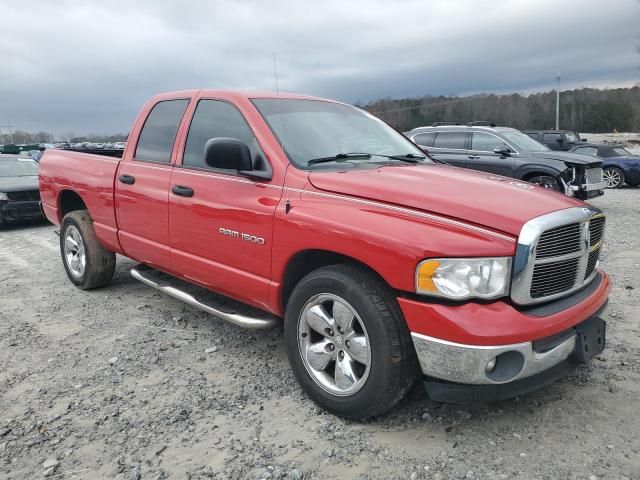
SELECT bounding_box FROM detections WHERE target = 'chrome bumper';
[411,332,576,385]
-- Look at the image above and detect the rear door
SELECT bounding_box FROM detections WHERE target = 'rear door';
[168,98,282,310]
[115,98,189,269]
[428,131,469,167]
[466,131,515,177]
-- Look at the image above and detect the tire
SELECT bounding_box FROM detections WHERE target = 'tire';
[603,167,625,189]
[284,264,419,419]
[527,175,562,192]
[60,210,115,289]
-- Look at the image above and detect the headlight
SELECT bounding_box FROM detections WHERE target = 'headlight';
[0,192,8,201]
[416,257,511,300]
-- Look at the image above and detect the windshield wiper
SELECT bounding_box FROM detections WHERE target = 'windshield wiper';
[307,153,372,165]
[308,152,426,166]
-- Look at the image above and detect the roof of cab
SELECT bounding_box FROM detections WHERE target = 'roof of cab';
[148,89,339,103]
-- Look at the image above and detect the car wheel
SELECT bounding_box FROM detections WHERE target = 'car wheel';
[527,175,562,192]
[60,210,116,289]
[603,167,625,189]
[284,264,419,419]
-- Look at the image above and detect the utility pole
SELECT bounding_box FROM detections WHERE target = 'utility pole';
[555,74,560,130]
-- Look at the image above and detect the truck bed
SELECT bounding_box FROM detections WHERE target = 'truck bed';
[39,149,122,253]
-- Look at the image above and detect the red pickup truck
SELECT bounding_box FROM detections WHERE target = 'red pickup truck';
[39,90,610,418]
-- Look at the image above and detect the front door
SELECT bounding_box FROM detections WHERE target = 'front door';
[465,131,515,178]
[115,98,189,269]
[168,99,282,310]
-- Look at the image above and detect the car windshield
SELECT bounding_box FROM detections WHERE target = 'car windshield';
[613,147,632,156]
[501,131,550,152]
[251,99,430,168]
[0,158,39,177]
[565,131,580,142]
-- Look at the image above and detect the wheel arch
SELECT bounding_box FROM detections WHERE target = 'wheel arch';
[57,189,88,223]
[280,249,391,311]
[519,166,562,182]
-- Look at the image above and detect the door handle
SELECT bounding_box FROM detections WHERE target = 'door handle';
[172,185,194,197]
[467,155,480,160]
[119,174,135,185]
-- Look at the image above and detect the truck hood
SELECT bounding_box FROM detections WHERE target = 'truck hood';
[307,164,583,236]
[0,175,39,193]
[530,150,602,167]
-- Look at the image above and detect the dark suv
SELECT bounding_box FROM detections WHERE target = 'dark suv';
[524,130,585,151]
[405,125,604,199]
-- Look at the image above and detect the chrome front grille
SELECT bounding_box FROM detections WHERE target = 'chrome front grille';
[511,207,605,305]
[535,223,581,258]
[530,257,579,298]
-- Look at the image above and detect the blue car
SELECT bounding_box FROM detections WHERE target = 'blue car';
[570,143,640,189]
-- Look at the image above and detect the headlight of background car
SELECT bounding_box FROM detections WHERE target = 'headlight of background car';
[0,192,8,201]
[416,258,511,300]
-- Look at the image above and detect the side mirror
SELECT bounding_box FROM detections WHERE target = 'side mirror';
[582,138,588,142]
[204,137,253,171]
[493,147,511,156]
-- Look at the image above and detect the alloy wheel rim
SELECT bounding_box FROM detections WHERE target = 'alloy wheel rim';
[297,293,371,396]
[603,169,621,188]
[64,225,86,278]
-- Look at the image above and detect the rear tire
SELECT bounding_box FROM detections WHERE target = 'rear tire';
[284,264,419,419]
[603,167,625,188]
[60,210,115,289]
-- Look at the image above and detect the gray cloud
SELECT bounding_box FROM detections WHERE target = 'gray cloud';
[0,0,638,135]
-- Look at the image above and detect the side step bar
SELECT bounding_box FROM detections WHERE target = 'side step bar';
[130,264,280,330]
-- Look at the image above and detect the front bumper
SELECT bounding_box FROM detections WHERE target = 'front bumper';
[0,200,43,222]
[400,271,610,402]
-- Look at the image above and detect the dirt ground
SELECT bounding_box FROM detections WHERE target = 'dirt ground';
[1,189,639,480]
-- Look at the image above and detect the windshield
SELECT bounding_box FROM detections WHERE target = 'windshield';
[0,158,39,177]
[251,99,429,168]
[613,147,632,156]
[501,131,550,152]
[565,131,580,142]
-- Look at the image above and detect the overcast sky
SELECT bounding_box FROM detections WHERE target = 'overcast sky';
[1,0,639,136]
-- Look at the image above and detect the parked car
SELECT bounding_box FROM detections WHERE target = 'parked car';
[570,143,640,188]
[39,90,610,418]
[405,125,603,199]
[113,142,127,150]
[0,155,43,225]
[524,130,585,151]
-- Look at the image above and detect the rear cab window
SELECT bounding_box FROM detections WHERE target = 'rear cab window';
[134,99,189,163]
[542,133,562,144]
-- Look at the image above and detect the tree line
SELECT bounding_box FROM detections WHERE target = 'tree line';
[0,131,128,145]
[361,86,640,133]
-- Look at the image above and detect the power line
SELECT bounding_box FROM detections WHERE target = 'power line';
[367,97,483,115]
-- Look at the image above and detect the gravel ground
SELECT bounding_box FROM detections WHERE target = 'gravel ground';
[1,189,639,480]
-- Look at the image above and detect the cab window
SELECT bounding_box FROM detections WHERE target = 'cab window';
[183,100,265,171]
[134,99,189,163]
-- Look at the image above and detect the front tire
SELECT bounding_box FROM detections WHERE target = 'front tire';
[60,210,115,289]
[284,264,418,419]
[527,175,562,192]
[603,167,625,188]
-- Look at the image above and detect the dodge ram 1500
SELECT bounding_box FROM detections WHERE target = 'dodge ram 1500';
[39,90,610,418]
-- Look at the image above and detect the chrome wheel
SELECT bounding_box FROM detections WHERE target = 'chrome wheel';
[64,225,86,278]
[297,293,371,396]
[603,168,623,188]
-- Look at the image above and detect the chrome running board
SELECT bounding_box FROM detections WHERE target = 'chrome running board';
[130,264,280,330]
